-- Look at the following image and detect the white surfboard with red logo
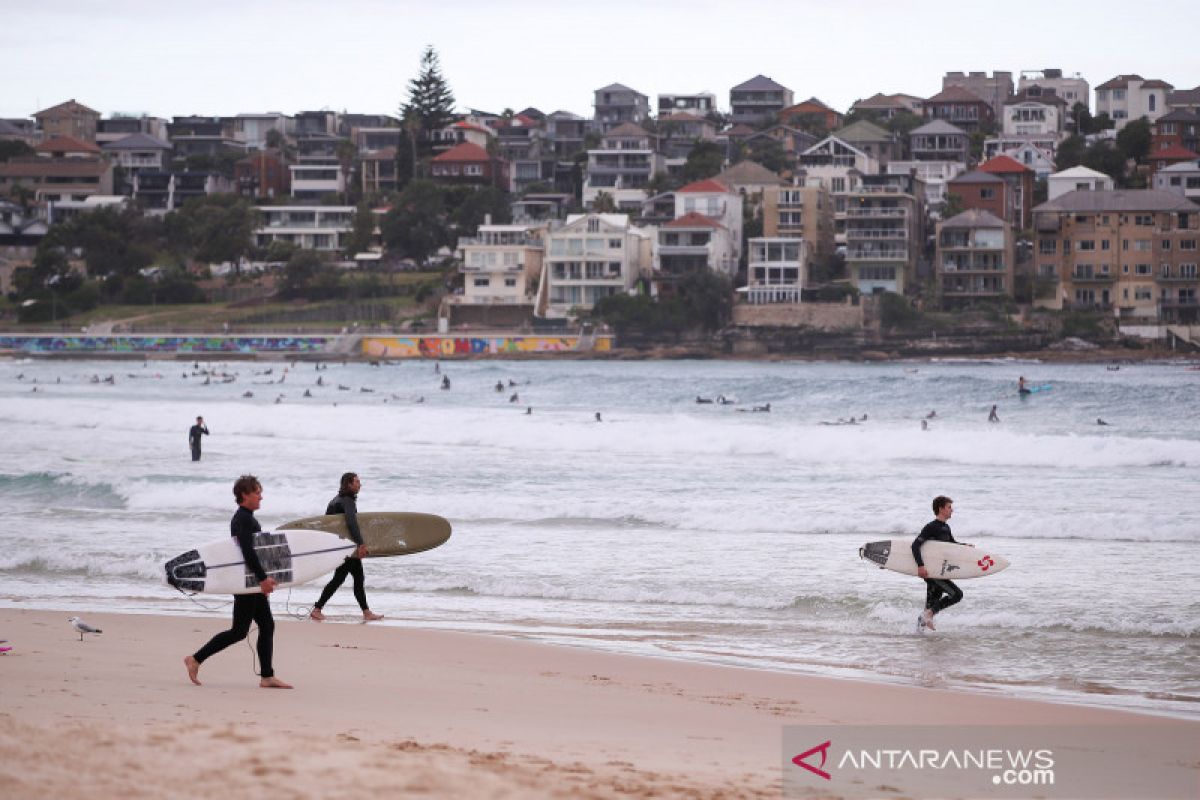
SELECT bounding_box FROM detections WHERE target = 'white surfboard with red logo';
[859,539,1010,579]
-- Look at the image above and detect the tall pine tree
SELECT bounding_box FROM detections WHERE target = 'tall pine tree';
[402,46,456,155]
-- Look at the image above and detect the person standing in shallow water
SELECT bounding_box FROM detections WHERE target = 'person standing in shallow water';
[188,416,209,461]
[310,472,383,622]
[184,475,292,688]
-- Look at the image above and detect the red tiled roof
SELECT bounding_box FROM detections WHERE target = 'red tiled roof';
[432,142,491,163]
[452,121,491,134]
[979,154,1033,174]
[665,212,723,229]
[677,178,730,194]
[659,111,705,123]
[1147,145,1200,161]
[724,123,756,138]
[35,135,101,154]
[33,98,99,118]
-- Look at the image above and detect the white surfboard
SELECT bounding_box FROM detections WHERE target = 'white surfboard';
[859,539,1010,580]
[164,529,356,595]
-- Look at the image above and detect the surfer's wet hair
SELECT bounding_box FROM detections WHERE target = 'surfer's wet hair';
[339,472,358,494]
[233,475,261,502]
[932,495,953,514]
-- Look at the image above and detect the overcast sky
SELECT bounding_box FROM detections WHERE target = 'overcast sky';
[3,0,1196,121]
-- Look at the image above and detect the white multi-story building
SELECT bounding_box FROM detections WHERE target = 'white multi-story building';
[1095,75,1173,130]
[1153,159,1200,203]
[652,179,743,295]
[254,206,353,251]
[886,160,967,215]
[1018,69,1089,111]
[456,224,545,305]
[798,136,879,245]
[542,213,653,316]
[742,237,808,304]
[289,163,346,200]
[229,113,290,150]
[657,92,718,117]
[583,123,662,212]
[1002,86,1067,138]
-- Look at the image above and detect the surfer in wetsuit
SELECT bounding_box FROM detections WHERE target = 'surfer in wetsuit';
[1018,376,1030,395]
[913,495,967,632]
[310,473,383,622]
[188,416,209,461]
[184,475,292,688]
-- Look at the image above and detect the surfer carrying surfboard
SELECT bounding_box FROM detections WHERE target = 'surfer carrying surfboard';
[913,496,968,632]
[310,473,384,622]
[184,475,293,688]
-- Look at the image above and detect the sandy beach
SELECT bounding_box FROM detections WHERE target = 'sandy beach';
[2,609,1196,799]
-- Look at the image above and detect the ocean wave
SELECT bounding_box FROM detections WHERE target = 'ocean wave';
[0,472,127,509]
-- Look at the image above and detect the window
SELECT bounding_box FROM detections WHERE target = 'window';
[1101,240,1110,251]
[1149,94,1156,112]
[1039,239,1057,255]
[981,188,995,200]
[1136,263,1151,275]
[473,277,490,287]
[1162,240,1171,250]
[1078,240,1095,251]
[504,278,517,287]
[1134,215,1153,226]
[464,164,483,176]
[1181,239,1198,251]
[609,238,621,249]
[1160,263,1171,278]
[1181,264,1198,278]
[1135,287,1152,300]
[1134,240,1152,251]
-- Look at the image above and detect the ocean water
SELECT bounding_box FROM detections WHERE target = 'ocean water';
[2,356,1198,717]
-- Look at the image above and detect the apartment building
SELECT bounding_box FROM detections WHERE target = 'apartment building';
[657,92,718,117]
[743,237,808,304]
[1032,190,1200,320]
[582,123,661,212]
[979,155,1036,230]
[761,182,834,278]
[254,206,354,251]
[651,179,743,295]
[455,223,545,309]
[936,209,1015,309]
[798,135,879,245]
[909,120,969,163]
[34,99,100,143]
[886,160,966,216]
[1002,86,1068,139]
[844,173,924,295]
[923,86,995,135]
[542,213,652,316]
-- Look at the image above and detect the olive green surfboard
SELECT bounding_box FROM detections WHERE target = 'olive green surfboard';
[276,512,451,557]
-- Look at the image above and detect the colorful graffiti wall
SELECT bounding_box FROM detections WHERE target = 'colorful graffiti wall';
[0,336,329,354]
[361,335,613,358]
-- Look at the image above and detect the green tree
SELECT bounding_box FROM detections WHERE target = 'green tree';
[1083,140,1128,185]
[345,201,376,256]
[1069,102,1095,136]
[283,249,327,292]
[886,111,924,139]
[1116,117,1152,165]
[673,270,732,331]
[681,140,725,183]
[0,140,34,162]
[1055,135,1086,172]
[591,191,617,213]
[745,138,789,174]
[380,179,446,262]
[401,46,456,156]
[644,171,680,197]
[165,195,259,265]
[450,185,511,231]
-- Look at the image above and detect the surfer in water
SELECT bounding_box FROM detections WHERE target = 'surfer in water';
[310,472,383,622]
[913,495,968,632]
[1018,376,1030,395]
[184,475,292,688]
[188,416,209,461]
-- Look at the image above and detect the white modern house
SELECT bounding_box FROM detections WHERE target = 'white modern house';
[1095,75,1173,130]
[254,206,353,251]
[886,160,967,215]
[542,213,653,316]
[289,163,346,200]
[742,237,808,304]
[1002,86,1067,138]
[1153,159,1200,202]
[1018,69,1090,111]
[1047,166,1115,201]
[230,113,290,150]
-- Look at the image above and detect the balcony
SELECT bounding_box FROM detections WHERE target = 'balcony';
[1070,271,1115,283]
[846,208,907,218]
[1156,273,1200,283]
[849,228,909,240]
[847,247,908,261]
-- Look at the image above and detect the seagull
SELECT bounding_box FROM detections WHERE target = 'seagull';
[68,616,103,641]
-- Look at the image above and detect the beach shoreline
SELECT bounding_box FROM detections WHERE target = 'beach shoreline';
[3,608,1196,798]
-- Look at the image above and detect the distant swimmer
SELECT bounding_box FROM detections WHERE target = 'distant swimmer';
[508,379,518,387]
[1097,418,1110,426]
[303,389,312,398]
[509,393,519,403]
[188,416,210,461]
[525,407,532,415]
[242,391,254,398]
[753,403,771,413]
[595,412,602,422]
[360,387,374,393]
[988,405,1000,423]
[1018,376,1030,395]
[921,419,929,431]
[495,381,504,393]
[441,376,451,390]
[696,396,713,404]
[338,384,350,391]
[925,410,937,419]
[416,396,425,404]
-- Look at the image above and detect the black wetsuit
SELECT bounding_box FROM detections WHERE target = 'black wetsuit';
[313,492,368,611]
[192,505,276,677]
[912,518,964,615]
[188,423,209,461]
